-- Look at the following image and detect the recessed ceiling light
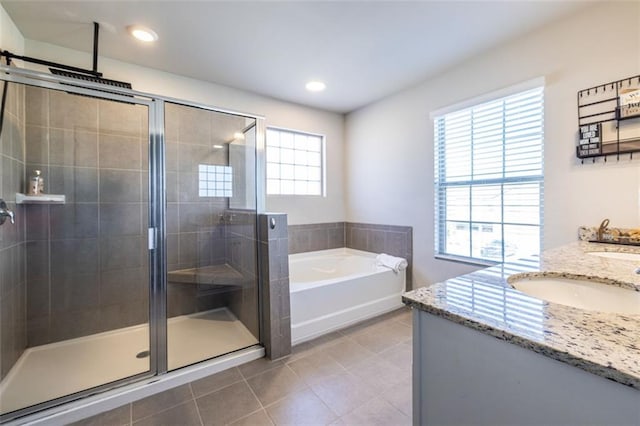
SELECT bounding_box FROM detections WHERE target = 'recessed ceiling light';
[213,144,224,149]
[128,25,158,42]
[306,81,326,92]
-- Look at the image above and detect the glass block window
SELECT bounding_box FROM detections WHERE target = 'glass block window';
[434,85,544,263]
[266,127,324,196]
[199,164,232,197]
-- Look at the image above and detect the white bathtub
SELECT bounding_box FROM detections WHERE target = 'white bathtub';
[289,248,406,345]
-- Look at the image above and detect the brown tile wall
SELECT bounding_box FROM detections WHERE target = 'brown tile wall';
[20,96,261,349]
[165,102,232,319]
[225,210,260,340]
[288,222,413,289]
[259,213,291,360]
[24,86,149,346]
[288,222,345,254]
[346,222,413,289]
[0,80,27,380]
[164,103,259,343]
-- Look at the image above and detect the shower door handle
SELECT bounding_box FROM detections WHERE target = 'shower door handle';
[0,200,15,225]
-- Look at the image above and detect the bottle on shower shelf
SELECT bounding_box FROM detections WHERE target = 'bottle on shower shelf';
[28,170,45,195]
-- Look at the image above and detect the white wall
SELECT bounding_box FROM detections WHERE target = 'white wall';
[0,2,24,54]
[15,36,345,225]
[345,1,640,287]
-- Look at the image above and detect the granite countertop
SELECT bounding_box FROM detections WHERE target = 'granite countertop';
[402,241,640,389]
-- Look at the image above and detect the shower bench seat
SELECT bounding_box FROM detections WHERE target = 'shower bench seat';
[167,264,245,287]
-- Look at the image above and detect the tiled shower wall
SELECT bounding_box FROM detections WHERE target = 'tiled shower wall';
[288,222,413,289]
[225,210,259,339]
[24,86,150,346]
[0,80,27,380]
[165,103,230,318]
[164,103,259,340]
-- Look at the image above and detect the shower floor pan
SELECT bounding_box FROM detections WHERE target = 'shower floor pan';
[0,307,258,415]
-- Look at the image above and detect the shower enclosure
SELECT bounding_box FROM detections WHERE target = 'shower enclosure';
[0,66,264,422]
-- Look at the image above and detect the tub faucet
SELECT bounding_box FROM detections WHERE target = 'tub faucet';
[597,218,609,241]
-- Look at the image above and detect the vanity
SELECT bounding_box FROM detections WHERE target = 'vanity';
[403,242,640,425]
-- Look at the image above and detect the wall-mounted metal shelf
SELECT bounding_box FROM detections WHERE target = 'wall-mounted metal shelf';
[577,74,640,162]
[16,193,66,204]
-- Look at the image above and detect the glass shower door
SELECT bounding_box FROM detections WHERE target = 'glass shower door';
[164,102,259,370]
[0,79,154,418]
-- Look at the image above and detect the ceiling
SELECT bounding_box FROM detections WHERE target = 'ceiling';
[2,1,593,113]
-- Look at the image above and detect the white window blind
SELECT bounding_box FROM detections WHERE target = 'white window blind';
[266,127,325,196]
[434,86,544,263]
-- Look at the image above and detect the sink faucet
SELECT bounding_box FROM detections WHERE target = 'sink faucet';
[597,218,610,241]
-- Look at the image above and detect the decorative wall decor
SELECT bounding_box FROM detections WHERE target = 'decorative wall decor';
[577,74,640,162]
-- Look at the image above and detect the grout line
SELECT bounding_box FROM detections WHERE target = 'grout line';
[188,382,205,426]
[229,407,271,426]
[243,372,266,410]
[132,394,195,424]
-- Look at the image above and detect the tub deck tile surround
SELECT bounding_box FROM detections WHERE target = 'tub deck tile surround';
[71,308,413,426]
[403,241,640,389]
[288,221,413,289]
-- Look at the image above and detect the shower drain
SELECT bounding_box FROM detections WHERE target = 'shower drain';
[136,350,150,359]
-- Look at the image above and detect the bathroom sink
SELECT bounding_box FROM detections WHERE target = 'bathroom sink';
[510,276,640,315]
[587,251,640,261]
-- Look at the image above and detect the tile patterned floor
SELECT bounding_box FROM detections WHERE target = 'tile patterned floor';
[72,308,413,426]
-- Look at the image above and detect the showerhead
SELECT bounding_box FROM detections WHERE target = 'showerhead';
[50,68,132,90]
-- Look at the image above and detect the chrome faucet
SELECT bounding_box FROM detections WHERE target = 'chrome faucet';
[0,199,14,225]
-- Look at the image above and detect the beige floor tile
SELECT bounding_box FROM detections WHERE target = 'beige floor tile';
[196,381,262,426]
[131,384,193,421]
[323,339,375,369]
[310,372,375,416]
[378,341,412,367]
[286,351,346,386]
[347,356,410,395]
[377,307,411,322]
[190,367,244,398]
[238,357,285,379]
[246,365,307,406]
[289,340,318,362]
[307,331,346,346]
[381,381,412,417]
[350,322,410,353]
[380,319,412,341]
[133,401,201,426]
[339,396,410,426]
[265,388,337,426]
[337,316,387,337]
[229,409,275,426]
[396,308,413,326]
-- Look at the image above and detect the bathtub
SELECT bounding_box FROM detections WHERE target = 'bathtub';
[289,248,406,344]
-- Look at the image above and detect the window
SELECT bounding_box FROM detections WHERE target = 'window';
[199,164,232,197]
[266,127,324,196]
[434,85,544,263]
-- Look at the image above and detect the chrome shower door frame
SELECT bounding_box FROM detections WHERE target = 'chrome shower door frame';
[0,67,159,422]
[0,65,266,424]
